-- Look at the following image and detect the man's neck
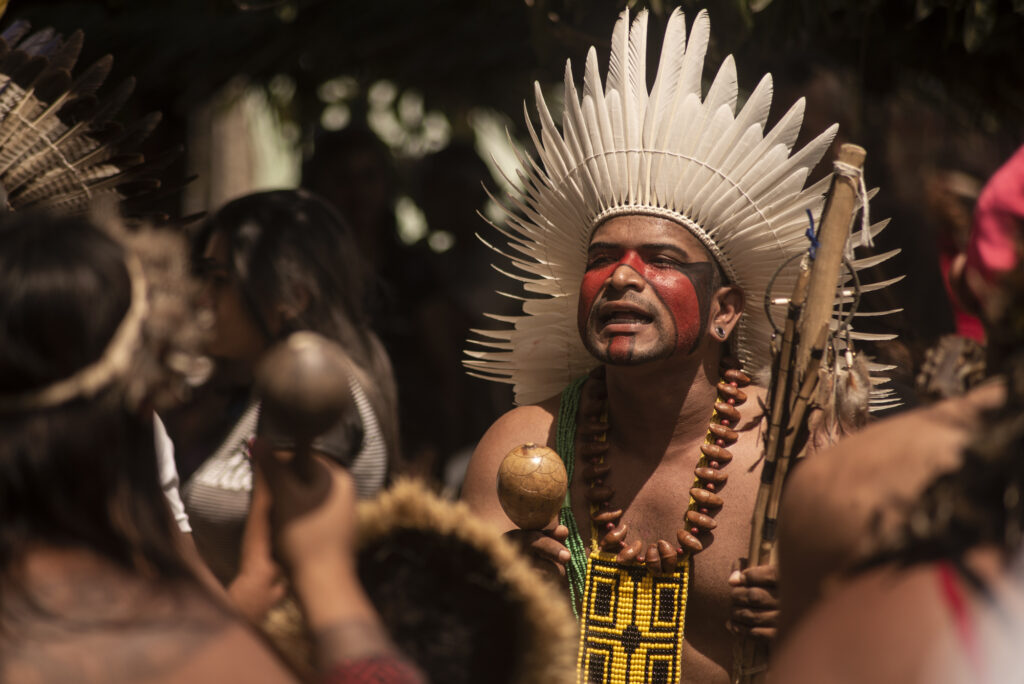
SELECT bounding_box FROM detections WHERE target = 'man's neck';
[602,351,720,462]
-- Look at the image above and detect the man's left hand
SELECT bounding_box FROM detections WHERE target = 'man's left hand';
[727,561,779,641]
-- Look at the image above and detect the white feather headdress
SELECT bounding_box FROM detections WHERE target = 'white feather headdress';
[466,8,900,407]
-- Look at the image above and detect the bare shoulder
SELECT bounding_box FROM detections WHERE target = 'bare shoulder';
[791,377,1004,492]
[154,620,298,683]
[774,563,967,684]
[783,380,1004,526]
[2,574,296,684]
[778,380,1007,629]
[460,394,561,531]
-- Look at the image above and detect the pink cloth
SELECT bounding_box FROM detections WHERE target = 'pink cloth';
[940,250,986,341]
[322,656,426,684]
[966,144,1024,283]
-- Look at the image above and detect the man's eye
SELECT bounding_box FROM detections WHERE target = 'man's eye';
[651,256,680,267]
[586,256,614,269]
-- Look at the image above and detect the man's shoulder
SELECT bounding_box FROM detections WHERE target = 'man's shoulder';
[777,381,1005,605]
[773,561,962,684]
[461,393,563,521]
[502,395,561,427]
[476,395,561,456]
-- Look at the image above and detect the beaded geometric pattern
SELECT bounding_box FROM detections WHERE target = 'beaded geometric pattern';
[577,551,689,684]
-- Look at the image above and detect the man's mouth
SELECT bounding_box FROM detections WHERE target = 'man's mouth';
[598,306,654,328]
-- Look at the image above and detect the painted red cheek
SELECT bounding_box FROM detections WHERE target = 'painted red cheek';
[645,268,702,353]
[578,250,702,354]
[578,261,618,332]
[580,265,614,314]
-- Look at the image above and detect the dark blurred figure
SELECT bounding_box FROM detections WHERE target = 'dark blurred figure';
[0,214,296,683]
[413,141,515,492]
[302,126,402,275]
[303,128,494,487]
[949,144,1024,330]
[867,89,1014,385]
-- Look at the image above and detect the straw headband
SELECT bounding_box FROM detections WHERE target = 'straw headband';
[590,205,736,285]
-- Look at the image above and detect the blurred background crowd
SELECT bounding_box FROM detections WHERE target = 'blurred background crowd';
[15,0,1024,488]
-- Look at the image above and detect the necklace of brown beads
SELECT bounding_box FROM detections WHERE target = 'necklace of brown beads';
[574,362,752,573]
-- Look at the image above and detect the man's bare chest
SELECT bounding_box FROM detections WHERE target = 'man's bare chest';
[568,457,693,546]
[567,425,763,551]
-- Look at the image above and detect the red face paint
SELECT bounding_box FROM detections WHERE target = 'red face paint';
[578,246,714,364]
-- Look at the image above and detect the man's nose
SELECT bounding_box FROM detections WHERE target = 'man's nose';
[608,262,644,291]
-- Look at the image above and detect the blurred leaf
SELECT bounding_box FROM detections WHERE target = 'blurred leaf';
[914,0,937,21]
[963,0,997,52]
[749,0,774,12]
[734,0,754,29]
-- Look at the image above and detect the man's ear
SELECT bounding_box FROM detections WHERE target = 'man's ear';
[709,285,744,341]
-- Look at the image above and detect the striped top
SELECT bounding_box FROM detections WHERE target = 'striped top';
[182,377,388,583]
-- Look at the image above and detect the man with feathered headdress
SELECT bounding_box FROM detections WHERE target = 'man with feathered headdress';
[461,8,895,683]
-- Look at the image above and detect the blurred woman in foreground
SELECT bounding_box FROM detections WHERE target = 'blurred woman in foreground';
[0,212,421,683]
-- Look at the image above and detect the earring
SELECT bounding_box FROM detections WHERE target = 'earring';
[714,325,726,338]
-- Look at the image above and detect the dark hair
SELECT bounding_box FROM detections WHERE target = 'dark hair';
[358,529,528,684]
[192,189,400,461]
[0,214,192,593]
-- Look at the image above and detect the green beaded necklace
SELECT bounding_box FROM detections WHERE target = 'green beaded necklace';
[556,375,589,616]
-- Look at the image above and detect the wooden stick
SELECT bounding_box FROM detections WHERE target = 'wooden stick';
[761,324,828,561]
[747,266,810,564]
[794,143,866,376]
[734,144,868,684]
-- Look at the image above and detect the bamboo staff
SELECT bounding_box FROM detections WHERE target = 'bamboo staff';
[746,267,810,565]
[795,144,867,372]
[733,143,867,684]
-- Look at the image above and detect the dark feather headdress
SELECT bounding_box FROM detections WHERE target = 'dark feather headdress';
[0,18,172,220]
[0,15,207,412]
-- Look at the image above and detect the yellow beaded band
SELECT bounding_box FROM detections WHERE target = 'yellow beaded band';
[576,552,690,684]
[575,391,725,683]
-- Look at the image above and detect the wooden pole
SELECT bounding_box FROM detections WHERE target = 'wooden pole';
[763,324,828,559]
[746,267,810,565]
[734,144,868,684]
[793,144,866,376]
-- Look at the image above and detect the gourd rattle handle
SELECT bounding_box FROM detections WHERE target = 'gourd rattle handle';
[255,331,358,481]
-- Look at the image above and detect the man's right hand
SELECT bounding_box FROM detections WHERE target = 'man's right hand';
[503,524,571,581]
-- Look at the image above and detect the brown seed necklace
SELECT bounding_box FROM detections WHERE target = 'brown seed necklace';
[575,364,752,573]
